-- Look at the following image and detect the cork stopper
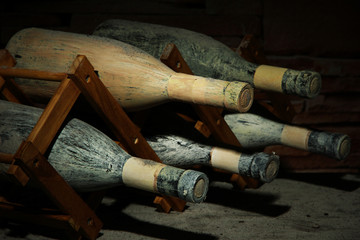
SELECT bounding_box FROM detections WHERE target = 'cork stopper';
[257,153,280,183]
[194,178,206,199]
[307,131,351,160]
[338,136,351,160]
[264,158,280,183]
[239,87,253,111]
[284,69,322,98]
[177,170,209,203]
[238,152,280,183]
[224,81,254,112]
[309,74,321,97]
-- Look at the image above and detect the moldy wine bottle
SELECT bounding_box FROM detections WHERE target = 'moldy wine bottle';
[5,28,253,113]
[224,113,351,160]
[93,19,321,98]
[0,100,208,203]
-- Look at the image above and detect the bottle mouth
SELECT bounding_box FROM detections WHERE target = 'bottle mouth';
[239,86,253,112]
[264,157,280,183]
[223,81,254,112]
[284,69,322,98]
[337,135,351,160]
[252,153,280,183]
[295,70,321,98]
[308,73,321,98]
[177,170,209,203]
[193,178,207,199]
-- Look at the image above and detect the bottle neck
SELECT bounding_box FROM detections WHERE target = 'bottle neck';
[210,147,241,173]
[167,73,253,112]
[280,125,311,150]
[254,65,287,92]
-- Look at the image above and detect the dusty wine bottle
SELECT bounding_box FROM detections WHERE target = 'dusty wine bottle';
[5,28,253,113]
[146,134,279,183]
[0,100,208,203]
[93,19,321,98]
[0,100,279,183]
[224,113,351,160]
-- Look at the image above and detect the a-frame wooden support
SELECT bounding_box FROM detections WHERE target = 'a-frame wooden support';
[0,49,186,239]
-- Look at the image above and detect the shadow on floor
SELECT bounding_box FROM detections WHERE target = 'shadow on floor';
[0,179,292,240]
[94,187,218,240]
[278,172,360,192]
[205,184,291,217]
[98,212,218,240]
[0,221,69,240]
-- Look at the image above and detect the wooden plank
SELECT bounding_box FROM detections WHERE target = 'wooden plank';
[0,50,33,105]
[0,68,67,81]
[0,153,13,164]
[0,49,16,67]
[7,164,30,186]
[0,76,34,105]
[26,77,80,155]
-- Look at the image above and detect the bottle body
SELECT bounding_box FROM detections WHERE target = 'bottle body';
[0,100,278,183]
[93,19,321,98]
[5,28,252,112]
[224,113,351,160]
[0,100,208,202]
[145,134,279,183]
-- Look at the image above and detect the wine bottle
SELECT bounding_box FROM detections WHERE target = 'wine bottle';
[224,113,351,160]
[93,19,321,98]
[0,100,208,203]
[5,28,253,113]
[146,134,279,183]
[0,100,279,183]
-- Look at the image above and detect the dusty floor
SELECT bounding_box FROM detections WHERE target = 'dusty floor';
[1,173,360,240]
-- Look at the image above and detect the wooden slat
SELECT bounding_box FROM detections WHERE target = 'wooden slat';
[0,50,33,105]
[0,68,66,81]
[26,77,80,155]
[0,153,13,164]
[0,76,34,105]
[0,49,16,67]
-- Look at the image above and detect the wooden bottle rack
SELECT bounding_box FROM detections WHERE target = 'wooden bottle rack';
[0,35,293,238]
[0,49,185,239]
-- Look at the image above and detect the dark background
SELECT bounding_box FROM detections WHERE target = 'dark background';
[1,0,359,171]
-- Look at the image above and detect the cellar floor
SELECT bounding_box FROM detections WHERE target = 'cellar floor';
[1,172,360,240]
